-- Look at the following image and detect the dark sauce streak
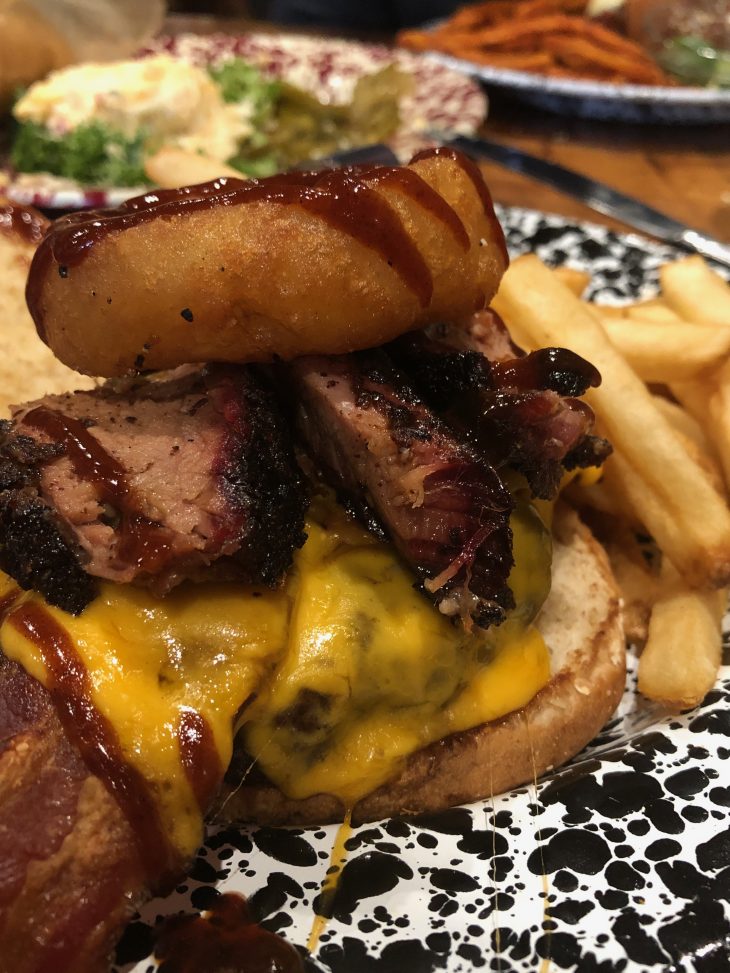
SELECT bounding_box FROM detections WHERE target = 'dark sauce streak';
[411,146,509,267]
[23,406,173,573]
[154,892,304,973]
[0,201,47,245]
[27,162,452,334]
[491,347,602,396]
[178,709,223,811]
[8,601,178,886]
[367,166,470,250]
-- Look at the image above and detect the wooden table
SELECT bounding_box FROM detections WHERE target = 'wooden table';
[167,14,730,242]
[483,90,730,241]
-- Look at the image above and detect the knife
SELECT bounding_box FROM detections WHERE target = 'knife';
[291,143,400,171]
[429,132,730,269]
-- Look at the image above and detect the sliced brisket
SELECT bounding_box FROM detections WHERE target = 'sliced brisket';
[2,365,307,612]
[388,310,611,499]
[288,351,515,628]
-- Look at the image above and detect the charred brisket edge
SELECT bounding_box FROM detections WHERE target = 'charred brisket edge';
[387,329,607,499]
[286,351,516,627]
[220,365,309,586]
[0,422,95,614]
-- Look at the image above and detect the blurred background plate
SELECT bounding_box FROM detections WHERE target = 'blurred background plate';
[0,32,487,210]
[419,51,730,124]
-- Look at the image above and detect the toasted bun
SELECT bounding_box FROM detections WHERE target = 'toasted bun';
[28,151,508,378]
[220,504,625,825]
[0,200,95,416]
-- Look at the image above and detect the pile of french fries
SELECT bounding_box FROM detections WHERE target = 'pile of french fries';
[398,0,672,86]
[493,253,730,712]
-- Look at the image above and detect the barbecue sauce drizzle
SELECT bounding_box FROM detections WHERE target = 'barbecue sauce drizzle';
[23,406,173,573]
[153,892,304,973]
[27,148,501,341]
[411,145,509,266]
[0,200,47,245]
[8,410,221,878]
[7,601,178,886]
[178,708,223,811]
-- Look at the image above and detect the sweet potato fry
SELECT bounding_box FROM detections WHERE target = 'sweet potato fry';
[543,35,669,85]
[397,0,673,86]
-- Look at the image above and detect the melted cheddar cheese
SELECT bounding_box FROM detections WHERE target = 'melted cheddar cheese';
[244,496,551,804]
[0,494,551,856]
[0,575,289,857]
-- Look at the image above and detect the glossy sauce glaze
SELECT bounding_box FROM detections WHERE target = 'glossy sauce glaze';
[153,892,304,973]
[491,347,601,397]
[178,708,223,811]
[27,148,502,342]
[7,600,179,886]
[411,145,509,267]
[23,406,173,573]
[0,200,47,245]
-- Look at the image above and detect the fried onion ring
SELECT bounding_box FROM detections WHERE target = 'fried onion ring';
[27,149,508,377]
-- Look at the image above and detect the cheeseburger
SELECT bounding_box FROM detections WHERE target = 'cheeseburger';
[0,149,624,973]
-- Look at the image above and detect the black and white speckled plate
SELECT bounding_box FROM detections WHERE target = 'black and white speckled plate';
[0,32,486,211]
[114,211,730,973]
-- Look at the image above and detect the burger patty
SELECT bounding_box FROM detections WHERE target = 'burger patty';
[288,350,516,628]
[388,309,612,499]
[0,365,308,613]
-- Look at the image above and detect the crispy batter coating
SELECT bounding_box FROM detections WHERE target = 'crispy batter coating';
[28,150,508,377]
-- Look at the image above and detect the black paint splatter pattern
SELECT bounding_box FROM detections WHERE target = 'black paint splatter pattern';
[113,211,730,973]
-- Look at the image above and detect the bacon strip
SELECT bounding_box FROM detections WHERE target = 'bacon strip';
[0,653,149,973]
[288,351,515,628]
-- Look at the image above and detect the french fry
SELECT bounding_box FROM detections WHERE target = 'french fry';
[553,265,590,296]
[598,316,730,383]
[702,359,730,489]
[398,0,674,85]
[495,255,730,588]
[638,561,725,710]
[624,304,682,324]
[144,147,243,189]
[605,535,661,646]
[651,395,712,453]
[590,298,678,322]
[669,378,713,426]
[672,368,730,488]
[660,255,730,327]
[543,34,667,85]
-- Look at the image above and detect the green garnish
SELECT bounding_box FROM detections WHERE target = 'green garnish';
[659,36,730,88]
[234,62,412,172]
[207,57,281,114]
[11,121,148,186]
[10,57,411,187]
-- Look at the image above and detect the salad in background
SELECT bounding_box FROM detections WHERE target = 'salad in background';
[10,53,411,187]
